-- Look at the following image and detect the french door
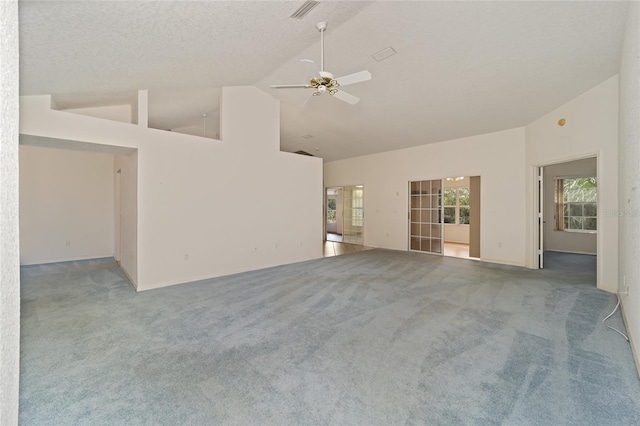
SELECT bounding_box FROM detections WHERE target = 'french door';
[343,185,364,244]
[538,167,544,268]
[409,179,443,254]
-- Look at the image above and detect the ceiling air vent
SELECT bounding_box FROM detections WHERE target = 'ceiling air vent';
[290,1,320,19]
[294,150,314,156]
[371,46,397,62]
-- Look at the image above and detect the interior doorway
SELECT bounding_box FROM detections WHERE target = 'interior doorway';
[537,157,597,275]
[442,176,470,259]
[409,176,480,259]
[326,185,364,245]
[114,168,122,262]
[409,179,443,254]
[326,188,343,242]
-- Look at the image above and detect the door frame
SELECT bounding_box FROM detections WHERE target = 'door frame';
[325,187,341,238]
[408,176,481,258]
[408,178,444,255]
[538,166,544,268]
[324,184,365,245]
[115,168,122,262]
[528,153,600,279]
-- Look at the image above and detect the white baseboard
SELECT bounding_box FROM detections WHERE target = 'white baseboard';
[544,249,596,256]
[619,298,640,380]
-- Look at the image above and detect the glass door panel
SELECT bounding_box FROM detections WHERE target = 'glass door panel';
[408,179,443,255]
[343,185,364,244]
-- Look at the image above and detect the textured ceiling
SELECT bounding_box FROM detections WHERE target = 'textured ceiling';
[19,1,628,162]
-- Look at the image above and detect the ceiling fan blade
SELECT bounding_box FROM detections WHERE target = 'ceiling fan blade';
[332,90,360,105]
[335,70,372,87]
[271,84,313,89]
[302,93,316,108]
[301,59,321,78]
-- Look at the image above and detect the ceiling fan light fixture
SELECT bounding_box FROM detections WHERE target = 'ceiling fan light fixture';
[270,21,372,105]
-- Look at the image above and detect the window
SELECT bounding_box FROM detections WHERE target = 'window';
[555,177,597,232]
[443,187,469,225]
[443,188,456,224]
[351,188,363,227]
[458,188,470,225]
[327,197,337,223]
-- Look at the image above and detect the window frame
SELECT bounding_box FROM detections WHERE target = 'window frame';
[554,176,597,234]
[326,196,337,224]
[443,186,470,226]
[443,188,456,224]
[351,188,363,227]
[458,187,470,225]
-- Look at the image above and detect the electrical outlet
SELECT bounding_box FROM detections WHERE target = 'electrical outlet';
[620,286,630,297]
[65,241,71,247]
[619,276,630,297]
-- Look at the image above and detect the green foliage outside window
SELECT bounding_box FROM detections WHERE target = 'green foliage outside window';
[458,188,470,206]
[444,207,456,224]
[444,187,470,225]
[459,207,470,224]
[327,197,337,223]
[563,177,597,232]
[443,189,456,207]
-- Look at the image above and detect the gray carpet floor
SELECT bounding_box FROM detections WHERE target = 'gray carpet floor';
[20,249,640,425]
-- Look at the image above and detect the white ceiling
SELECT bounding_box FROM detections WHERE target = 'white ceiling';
[19,1,628,162]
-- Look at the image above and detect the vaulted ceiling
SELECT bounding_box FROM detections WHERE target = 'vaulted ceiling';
[19,1,628,162]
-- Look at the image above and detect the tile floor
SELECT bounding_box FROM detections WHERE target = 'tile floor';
[326,233,343,242]
[443,242,475,259]
[324,241,471,259]
[323,241,374,257]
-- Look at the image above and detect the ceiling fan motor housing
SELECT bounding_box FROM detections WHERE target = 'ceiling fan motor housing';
[270,21,371,104]
[310,71,339,91]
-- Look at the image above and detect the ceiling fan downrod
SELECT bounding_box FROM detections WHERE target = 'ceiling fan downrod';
[317,21,327,72]
[269,20,371,105]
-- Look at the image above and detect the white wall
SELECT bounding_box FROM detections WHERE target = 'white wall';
[324,127,527,266]
[0,0,20,423]
[19,146,115,265]
[618,1,640,373]
[543,157,597,254]
[115,151,138,285]
[525,76,619,292]
[443,176,470,244]
[63,104,132,124]
[20,86,323,291]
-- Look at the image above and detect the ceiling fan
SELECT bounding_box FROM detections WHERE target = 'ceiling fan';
[271,22,372,105]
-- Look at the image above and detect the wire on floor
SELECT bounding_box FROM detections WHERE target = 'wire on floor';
[602,293,629,342]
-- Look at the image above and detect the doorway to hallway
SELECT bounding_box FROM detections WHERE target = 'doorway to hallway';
[326,187,343,242]
[535,156,598,274]
[409,177,480,260]
[442,176,481,260]
[326,185,364,245]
